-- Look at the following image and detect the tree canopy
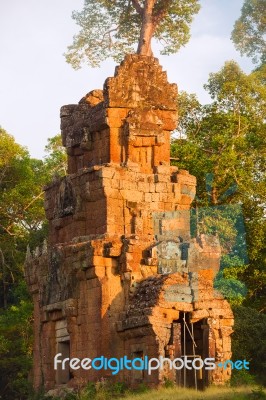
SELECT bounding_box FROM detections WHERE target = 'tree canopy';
[0,129,45,308]
[231,0,266,65]
[0,130,67,310]
[0,129,67,399]
[171,61,266,310]
[65,0,200,68]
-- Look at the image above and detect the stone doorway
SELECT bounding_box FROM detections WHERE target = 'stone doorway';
[55,320,70,385]
[179,313,209,390]
[132,351,144,383]
[56,340,70,385]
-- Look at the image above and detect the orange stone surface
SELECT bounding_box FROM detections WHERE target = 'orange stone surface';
[25,55,233,391]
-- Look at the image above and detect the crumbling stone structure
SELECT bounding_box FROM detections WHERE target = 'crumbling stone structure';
[25,55,233,391]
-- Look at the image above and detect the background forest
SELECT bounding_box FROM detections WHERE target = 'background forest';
[0,0,265,399]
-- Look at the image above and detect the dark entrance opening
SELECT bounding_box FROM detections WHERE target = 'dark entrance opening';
[56,340,70,385]
[132,351,144,383]
[179,312,209,390]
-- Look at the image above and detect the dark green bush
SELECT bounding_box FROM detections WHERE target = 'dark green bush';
[232,306,266,385]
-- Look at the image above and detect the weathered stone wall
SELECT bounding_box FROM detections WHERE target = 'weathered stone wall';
[61,55,177,176]
[43,165,195,246]
[25,55,233,391]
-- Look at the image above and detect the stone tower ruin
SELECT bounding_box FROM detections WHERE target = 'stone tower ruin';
[25,55,234,391]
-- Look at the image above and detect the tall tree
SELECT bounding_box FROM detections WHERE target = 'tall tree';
[0,129,46,308]
[44,134,67,178]
[231,0,266,65]
[0,130,67,399]
[0,130,67,309]
[171,61,266,309]
[65,0,200,68]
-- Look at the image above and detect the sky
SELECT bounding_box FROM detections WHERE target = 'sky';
[0,0,254,159]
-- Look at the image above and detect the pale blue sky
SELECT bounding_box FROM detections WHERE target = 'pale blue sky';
[0,0,253,159]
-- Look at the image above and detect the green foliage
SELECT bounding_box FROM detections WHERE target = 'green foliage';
[0,129,67,399]
[41,386,265,400]
[64,380,127,400]
[0,129,67,309]
[65,0,200,68]
[132,382,149,393]
[251,387,266,400]
[215,272,247,306]
[230,370,257,387]
[0,299,33,399]
[44,134,67,179]
[0,128,46,399]
[0,128,47,309]
[171,61,266,309]
[231,0,266,65]
[242,198,266,311]
[29,388,57,400]
[232,306,266,384]
[82,382,97,398]
[163,378,175,388]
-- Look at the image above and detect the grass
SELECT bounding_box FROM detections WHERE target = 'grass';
[119,386,266,400]
[53,384,266,400]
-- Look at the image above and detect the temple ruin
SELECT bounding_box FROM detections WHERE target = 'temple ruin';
[25,55,234,391]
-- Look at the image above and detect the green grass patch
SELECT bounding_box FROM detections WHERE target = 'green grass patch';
[42,384,266,400]
[119,386,266,400]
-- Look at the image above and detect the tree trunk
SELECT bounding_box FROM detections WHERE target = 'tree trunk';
[137,0,156,56]
[211,186,218,205]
